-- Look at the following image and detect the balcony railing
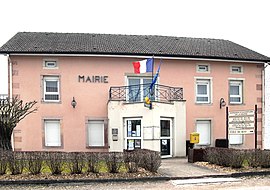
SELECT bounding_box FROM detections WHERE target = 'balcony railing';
[109,84,183,103]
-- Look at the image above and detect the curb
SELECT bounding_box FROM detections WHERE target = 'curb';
[0,176,169,185]
[1,171,270,185]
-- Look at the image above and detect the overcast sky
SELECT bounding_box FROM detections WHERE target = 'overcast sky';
[0,0,269,94]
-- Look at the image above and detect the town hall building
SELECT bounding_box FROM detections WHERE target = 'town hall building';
[0,32,269,157]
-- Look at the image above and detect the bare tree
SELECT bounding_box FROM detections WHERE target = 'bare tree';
[0,97,37,151]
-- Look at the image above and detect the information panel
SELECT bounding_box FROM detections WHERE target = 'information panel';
[228,110,255,135]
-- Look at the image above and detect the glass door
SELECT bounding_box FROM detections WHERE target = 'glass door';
[160,119,172,157]
[125,119,142,150]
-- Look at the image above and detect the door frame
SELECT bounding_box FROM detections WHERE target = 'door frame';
[160,118,173,158]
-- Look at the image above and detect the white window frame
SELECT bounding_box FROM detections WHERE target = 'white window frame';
[230,65,243,74]
[126,76,156,102]
[196,120,211,146]
[44,120,61,147]
[160,118,173,158]
[195,78,211,104]
[196,64,210,73]
[229,134,243,145]
[87,120,105,147]
[43,76,60,102]
[43,60,58,69]
[229,80,243,104]
[124,118,143,150]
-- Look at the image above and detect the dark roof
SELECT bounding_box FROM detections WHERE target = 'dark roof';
[0,32,269,62]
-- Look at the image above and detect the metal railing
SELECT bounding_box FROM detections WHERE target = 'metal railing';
[109,84,183,103]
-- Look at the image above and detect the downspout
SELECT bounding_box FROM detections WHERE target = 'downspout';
[8,55,14,151]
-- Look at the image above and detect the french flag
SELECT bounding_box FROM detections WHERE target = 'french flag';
[132,58,154,74]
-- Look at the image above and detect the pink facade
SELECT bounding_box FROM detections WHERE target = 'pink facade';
[9,55,263,152]
[1,32,269,156]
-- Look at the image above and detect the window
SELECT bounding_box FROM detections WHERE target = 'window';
[196,79,211,103]
[43,76,60,102]
[229,80,243,104]
[230,65,243,74]
[196,120,211,145]
[229,135,243,145]
[126,119,142,150]
[127,77,154,102]
[44,120,61,147]
[44,60,58,69]
[88,120,105,147]
[197,64,210,73]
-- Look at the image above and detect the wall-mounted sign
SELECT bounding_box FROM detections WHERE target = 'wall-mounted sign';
[228,110,255,135]
[78,75,108,83]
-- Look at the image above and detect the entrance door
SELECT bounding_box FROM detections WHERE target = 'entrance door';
[125,119,142,150]
[160,119,172,157]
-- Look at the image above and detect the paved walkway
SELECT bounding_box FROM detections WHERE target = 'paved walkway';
[158,158,227,178]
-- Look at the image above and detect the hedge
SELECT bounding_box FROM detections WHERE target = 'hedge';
[0,149,161,175]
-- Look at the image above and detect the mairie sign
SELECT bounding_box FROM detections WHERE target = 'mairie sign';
[228,110,255,135]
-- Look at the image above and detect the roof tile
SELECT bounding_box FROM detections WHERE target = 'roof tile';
[0,32,269,62]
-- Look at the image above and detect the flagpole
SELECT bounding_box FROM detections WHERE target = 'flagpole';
[152,55,154,83]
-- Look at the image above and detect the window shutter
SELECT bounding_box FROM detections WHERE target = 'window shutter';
[196,120,211,145]
[45,121,61,146]
[88,121,104,146]
[229,135,243,145]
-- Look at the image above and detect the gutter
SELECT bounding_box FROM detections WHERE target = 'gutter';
[4,53,268,65]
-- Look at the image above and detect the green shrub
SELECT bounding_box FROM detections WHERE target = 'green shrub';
[0,151,8,175]
[45,152,65,175]
[140,150,161,172]
[229,150,244,168]
[8,151,25,175]
[124,150,140,173]
[104,152,123,173]
[260,150,270,168]
[85,152,99,173]
[246,149,262,168]
[66,152,85,174]
[25,151,44,175]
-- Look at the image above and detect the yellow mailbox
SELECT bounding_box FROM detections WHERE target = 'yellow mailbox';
[190,132,200,144]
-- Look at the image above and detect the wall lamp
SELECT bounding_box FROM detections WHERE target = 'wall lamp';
[71,97,77,108]
[220,98,226,109]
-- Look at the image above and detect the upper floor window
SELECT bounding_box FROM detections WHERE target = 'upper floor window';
[127,77,154,102]
[197,64,210,73]
[43,60,58,69]
[230,65,243,74]
[196,79,211,104]
[43,76,60,102]
[229,80,243,104]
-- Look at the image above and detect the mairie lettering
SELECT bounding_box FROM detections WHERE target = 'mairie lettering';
[78,75,108,83]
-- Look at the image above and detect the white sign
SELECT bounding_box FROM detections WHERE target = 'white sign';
[228,109,255,135]
[229,129,255,135]
[229,110,254,117]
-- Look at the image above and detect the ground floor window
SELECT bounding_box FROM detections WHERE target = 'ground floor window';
[229,134,243,145]
[87,120,105,147]
[196,120,211,145]
[44,120,61,147]
[126,119,142,150]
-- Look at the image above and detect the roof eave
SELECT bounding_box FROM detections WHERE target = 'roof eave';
[1,51,269,63]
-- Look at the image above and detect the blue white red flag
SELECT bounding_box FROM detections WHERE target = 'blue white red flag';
[132,58,153,74]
